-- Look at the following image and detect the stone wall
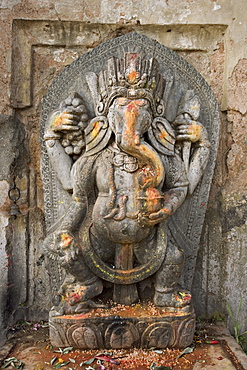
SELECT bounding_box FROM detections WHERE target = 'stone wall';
[1,0,247,345]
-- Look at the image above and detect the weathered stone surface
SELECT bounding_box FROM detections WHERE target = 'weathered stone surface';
[40,32,220,349]
[0,115,24,179]
[189,52,247,342]
[0,115,27,345]
[193,195,247,335]
[228,59,247,115]
[0,180,9,347]
[1,0,247,114]
[10,21,226,109]
[49,305,196,349]
[0,0,247,348]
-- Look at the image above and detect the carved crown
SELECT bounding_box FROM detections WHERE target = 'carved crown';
[86,53,173,117]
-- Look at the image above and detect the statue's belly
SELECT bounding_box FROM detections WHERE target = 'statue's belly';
[92,195,151,243]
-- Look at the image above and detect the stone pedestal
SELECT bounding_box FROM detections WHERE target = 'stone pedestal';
[49,304,195,349]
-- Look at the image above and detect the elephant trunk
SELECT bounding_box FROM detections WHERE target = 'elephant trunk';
[118,103,165,189]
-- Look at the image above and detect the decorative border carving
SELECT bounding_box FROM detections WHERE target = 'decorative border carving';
[49,308,196,349]
[67,323,104,349]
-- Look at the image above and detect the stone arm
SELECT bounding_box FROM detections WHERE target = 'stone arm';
[43,188,86,266]
[52,199,86,264]
[44,93,89,192]
[177,122,210,195]
[44,127,73,192]
[175,115,210,195]
[186,126,210,195]
[140,153,188,226]
[149,186,187,224]
[50,156,94,264]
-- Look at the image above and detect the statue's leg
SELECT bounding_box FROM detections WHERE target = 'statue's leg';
[133,228,157,265]
[45,232,103,314]
[59,256,103,306]
[154,241,191,308]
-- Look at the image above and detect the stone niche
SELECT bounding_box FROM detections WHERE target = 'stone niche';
[41,32,219,349]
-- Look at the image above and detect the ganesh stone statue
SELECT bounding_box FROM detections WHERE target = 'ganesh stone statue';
[41,33,219,349]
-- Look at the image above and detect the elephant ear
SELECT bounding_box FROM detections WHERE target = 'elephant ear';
[84,116,112,156]
[147,117,175,156]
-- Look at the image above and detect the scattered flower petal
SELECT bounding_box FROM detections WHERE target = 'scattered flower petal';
[176,346,194,359]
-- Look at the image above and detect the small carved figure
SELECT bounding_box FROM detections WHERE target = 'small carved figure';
[43,53,210,315]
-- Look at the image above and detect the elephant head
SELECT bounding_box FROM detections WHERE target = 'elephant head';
[107,96,165,190]
[84,53,176,190]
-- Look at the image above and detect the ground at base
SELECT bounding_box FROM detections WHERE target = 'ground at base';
[0,322,247,370]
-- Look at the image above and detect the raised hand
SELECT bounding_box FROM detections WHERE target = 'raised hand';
[174,113,204,143]
[46,92,89,159]
[54,231,80,267]
[49,93,87,131]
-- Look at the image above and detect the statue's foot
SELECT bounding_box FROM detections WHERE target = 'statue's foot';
[51,278,104,315]
[154,289,191,308]
[74,300,107,313]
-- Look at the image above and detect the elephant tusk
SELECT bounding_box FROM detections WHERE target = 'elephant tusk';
[134,135,140,145]
[116,132,122,145]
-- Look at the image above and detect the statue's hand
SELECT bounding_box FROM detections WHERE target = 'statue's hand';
[149,207,172,223]
[45,94,89,158]
[55,231,80,267]
[138,207,171,226]
[49,110,82,133]
[176,121,204,143]
[49,95,88,133]
[175,113,208,144]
